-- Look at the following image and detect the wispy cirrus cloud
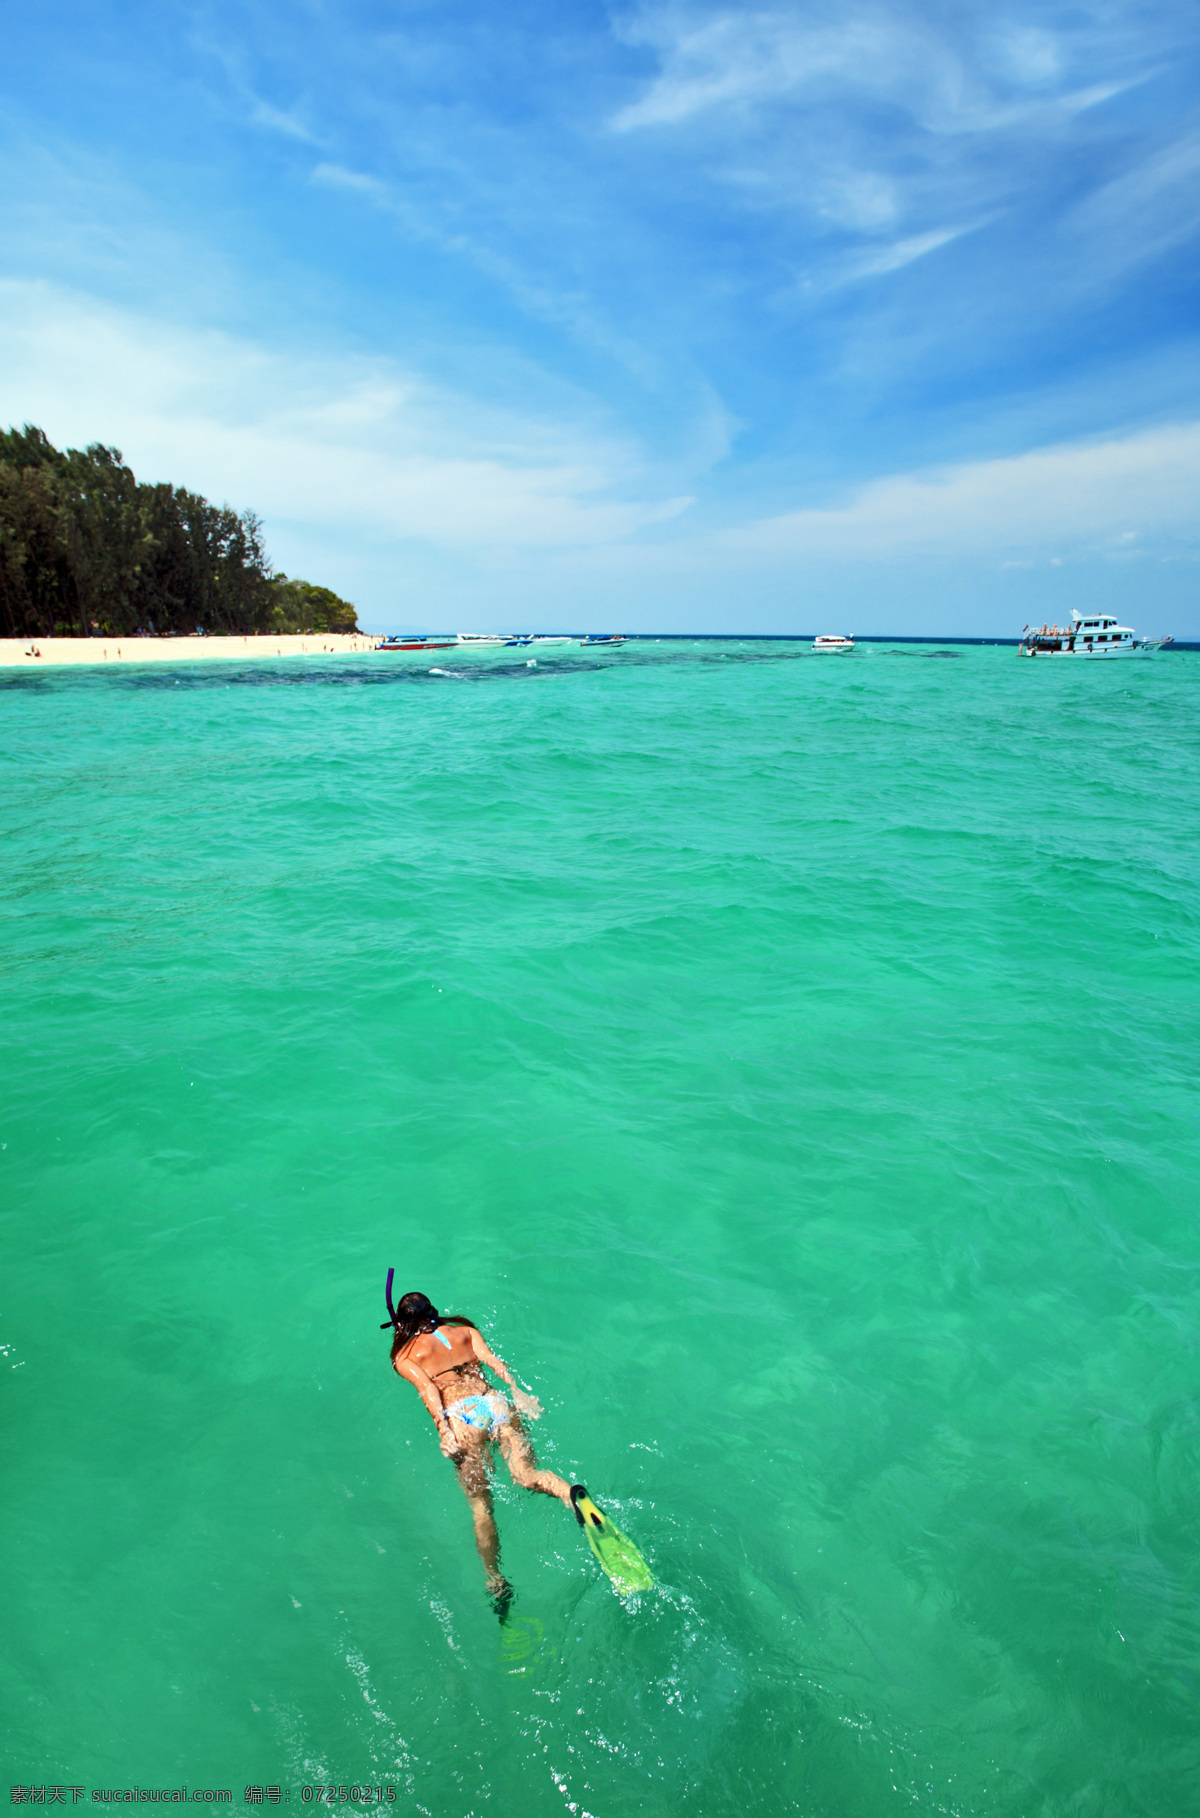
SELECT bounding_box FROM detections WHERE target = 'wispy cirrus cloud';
[603,0,1198,366]
[804,222,982,291]
[308,160,684,392]
[846,226,972,278]
[611,4,1144,136]
[311,162,390,202]
[612,11,887,130]
[248,97,322,144]
[1064,129,1200,281]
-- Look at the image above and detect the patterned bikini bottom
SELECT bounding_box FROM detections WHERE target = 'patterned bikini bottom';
[446,1392,511,1435]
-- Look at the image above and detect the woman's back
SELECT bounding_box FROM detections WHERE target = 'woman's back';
[399,1320,479,1380]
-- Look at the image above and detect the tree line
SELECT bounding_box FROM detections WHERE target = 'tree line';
[0,426,359,639]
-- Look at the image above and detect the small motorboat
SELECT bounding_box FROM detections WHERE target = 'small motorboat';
[813,634,855,651]
[377,635,456,651]
[580,634,626,647]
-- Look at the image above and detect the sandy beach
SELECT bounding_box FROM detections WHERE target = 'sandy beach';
[0,633,381,667]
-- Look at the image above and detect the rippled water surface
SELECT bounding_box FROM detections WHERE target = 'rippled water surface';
[3,641,1199,1816]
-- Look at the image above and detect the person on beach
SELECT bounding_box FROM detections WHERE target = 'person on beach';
[385,1285,573,1614]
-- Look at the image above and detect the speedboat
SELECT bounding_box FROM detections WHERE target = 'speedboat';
[455,632,509,646]
[1018,612,1172,657]
[813,634,854,651]
[377,635,456,651]
[580,634,626,647]
[529,635,573,645]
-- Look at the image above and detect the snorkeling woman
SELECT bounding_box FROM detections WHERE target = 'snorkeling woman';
[384,1278,574,1614]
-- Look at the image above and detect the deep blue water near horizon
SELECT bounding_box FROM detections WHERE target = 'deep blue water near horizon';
[2,640,1198,1817]
[381,635,1200,648]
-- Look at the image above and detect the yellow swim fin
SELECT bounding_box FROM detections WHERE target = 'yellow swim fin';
[499,1614,556,1678]
[570,1485,653,1596]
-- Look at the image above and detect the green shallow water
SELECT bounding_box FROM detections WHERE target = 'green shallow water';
[2,641,1199,1817]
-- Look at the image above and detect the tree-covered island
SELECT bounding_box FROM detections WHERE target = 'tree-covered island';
[0,426,359,639]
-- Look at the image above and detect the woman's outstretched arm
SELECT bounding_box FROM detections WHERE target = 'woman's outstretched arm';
[470,1329,543,1419]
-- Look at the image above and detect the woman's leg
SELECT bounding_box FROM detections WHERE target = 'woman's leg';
[451,1435,506,1590]
[496,1420,573,1506]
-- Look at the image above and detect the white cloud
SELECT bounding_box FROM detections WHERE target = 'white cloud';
[721,422,1200,558]
[249,98,322,144]
[1066,130,1200,278]
[306,162,668,382]
[4,283,1194,585]
[989,25,1061,87]
[852,225,967,275]
[311,162,389,199]
[0,280,690,552]
[814,170,901,233]
[611,5,1134,137]
[607,1,1161,300]
[613,11,912,131]
[829,224,973,283]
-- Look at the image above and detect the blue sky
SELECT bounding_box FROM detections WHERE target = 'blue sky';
[2,0,1198,633]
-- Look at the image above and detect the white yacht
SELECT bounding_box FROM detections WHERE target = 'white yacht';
[1018,612,1172,658]
[813,633,855,651]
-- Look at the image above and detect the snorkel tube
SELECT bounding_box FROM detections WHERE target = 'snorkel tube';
[380,1266,399,1331]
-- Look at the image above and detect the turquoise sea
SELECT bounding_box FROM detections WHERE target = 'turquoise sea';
[3,640,1199,1818]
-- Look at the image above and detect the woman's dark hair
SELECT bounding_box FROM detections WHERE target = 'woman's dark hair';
[387,1289,475,1362]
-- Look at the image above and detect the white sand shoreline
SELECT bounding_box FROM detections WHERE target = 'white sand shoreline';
[0,633,382,668]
